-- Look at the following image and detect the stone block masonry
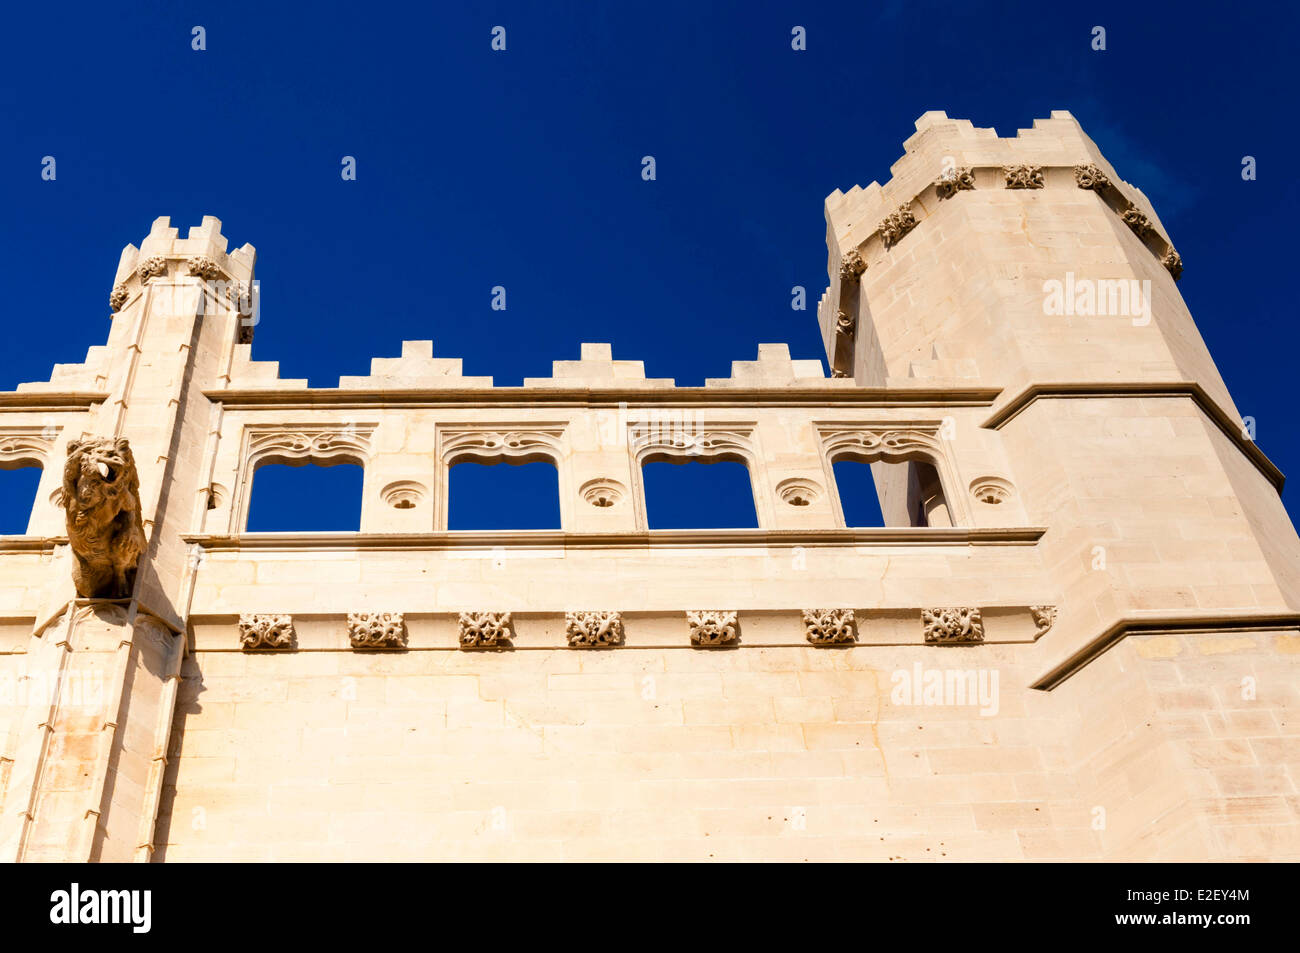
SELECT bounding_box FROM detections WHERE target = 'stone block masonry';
[0,114,1296,861]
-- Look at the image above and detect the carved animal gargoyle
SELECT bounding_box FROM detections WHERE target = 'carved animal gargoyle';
[62,437,146,599]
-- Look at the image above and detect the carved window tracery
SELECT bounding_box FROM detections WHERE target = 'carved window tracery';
[234,425,375,533]
[435,424,570,530]
[0,429,57,468]
[818,424,967,528]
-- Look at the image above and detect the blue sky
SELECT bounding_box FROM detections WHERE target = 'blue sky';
[2,1,1297,532]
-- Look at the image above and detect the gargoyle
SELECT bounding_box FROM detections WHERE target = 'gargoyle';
[63,437,146,599]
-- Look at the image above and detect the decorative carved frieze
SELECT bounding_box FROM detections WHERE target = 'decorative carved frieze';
[936,166,975,199]
[63,437,146,599]
[879,204,918,247]
[440,428,564,464]
[565,610,624,648]
[348,611,407,649]
[247,428,373,466]
[838,249,867,283]
[1121,205,1151,236]
[1073,164,1109,190]
[922,607,985,644]
[1003,165,1044,189]
[459,611,514,648]
[187,256,223,280]
[239,613,294,650]
[0,430,55,466]
[1162,248,1183,281]
[821,427,944,463]
[835,309,856,339]
[630,427,753,462]
[1030,605,1058,637]
[687,610,739,647]
[137,256,168,282]
[109,284,128,312]
[802,608,856,645]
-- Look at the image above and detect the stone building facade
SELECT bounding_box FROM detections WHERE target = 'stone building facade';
[0,111,1296,861]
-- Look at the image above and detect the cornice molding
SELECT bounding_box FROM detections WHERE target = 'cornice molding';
[200,386,1004,411]
[180,526,1047,552]
[982,381,1284,492]
[1031,611,1300,691]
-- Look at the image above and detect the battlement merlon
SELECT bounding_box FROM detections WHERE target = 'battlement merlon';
[114,214,256,285]
[818,110,1239,440]
[824,110,1168,258]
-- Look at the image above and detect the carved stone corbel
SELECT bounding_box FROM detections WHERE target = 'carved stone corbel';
[1003,165,1044,189]
[936,166,975,199]
[348,611,406,649]
[187,256,223,280]
[137,256,168,282]
[239,613,294,650]
[1121,205,1151,236]
[565,610,624,647]
[687,610,738,647]
[458,611,514,648]
[1030,605,1057,638]
[803,608,856,645]
[879,204,917,247]
[835,309,856,339]
[922,607,984,644]
[1073,164,1109,190]
[109,284,128,312]
[838,249,867,284]
[1162,248,1183,281]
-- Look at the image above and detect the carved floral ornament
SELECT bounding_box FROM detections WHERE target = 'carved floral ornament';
[1121,204,1151,236]
[922,607,984,644]
[1003,165,1045,189]
[566,610,624,647]
[1031,605,1058,637]
[936,165,976,199]
[775,477,821,507]
[838,249,867,284]
[878,204,918,248]
[580,478,626,508]
[1073,164,1110,190]
[348,612,406,649]
[836,309,856,338]
[110,284,129,312]
[187,256,223,280]
[459,611,514,648]
[137,256,168,281]
[688,610,738,646]
[1162,248,1183,281]
[239,613,294,650]
[803,608,856,645]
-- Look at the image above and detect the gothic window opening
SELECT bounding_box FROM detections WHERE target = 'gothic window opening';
[0,464,42,535]
[448,459,561,530]
[641,459,759,529]
[246,462,363,532]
